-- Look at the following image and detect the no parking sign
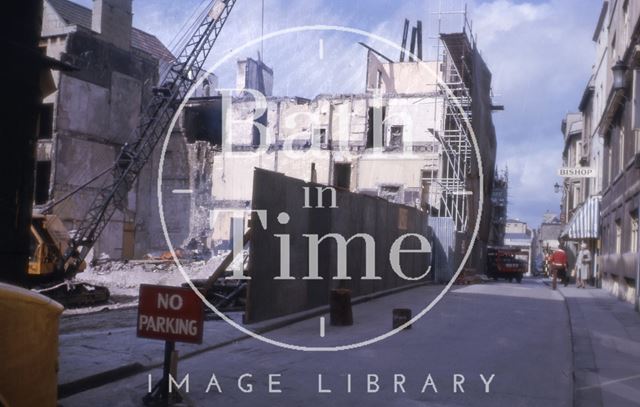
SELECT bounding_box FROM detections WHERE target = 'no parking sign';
[137,284,204,344]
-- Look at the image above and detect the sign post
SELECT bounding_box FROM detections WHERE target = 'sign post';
[138,284,204,406]
[556,167,597,178]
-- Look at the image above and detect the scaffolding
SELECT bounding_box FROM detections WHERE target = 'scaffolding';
[423,2,476,233]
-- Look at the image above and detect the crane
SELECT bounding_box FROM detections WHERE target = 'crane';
[65,0,237,274]
[32,0,239,305]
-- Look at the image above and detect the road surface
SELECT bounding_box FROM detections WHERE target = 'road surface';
[59,279,572,406]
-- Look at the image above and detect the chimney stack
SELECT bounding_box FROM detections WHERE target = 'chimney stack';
[92,0,132,50]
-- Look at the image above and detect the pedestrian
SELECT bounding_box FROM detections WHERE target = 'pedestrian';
[575,242,592,289]
[550,246,569,287]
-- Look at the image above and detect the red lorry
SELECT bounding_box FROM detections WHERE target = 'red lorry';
[487,247,527,283]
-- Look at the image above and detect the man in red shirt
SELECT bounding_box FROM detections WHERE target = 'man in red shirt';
[550,247,569,287]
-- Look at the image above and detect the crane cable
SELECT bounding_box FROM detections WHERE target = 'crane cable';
[159,0,215,82]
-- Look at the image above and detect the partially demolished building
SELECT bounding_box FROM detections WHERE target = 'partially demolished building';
[183,56,444,247]
[38,0,185,259]
[176,20,498,279]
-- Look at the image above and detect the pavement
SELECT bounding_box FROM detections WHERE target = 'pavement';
[58,279,575,406]
[550,282,640,407]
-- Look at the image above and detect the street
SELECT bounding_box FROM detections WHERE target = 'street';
[5,1,640,407]
[59,279,575,406]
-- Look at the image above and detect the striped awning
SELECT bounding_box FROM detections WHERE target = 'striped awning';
[560,196,600,240]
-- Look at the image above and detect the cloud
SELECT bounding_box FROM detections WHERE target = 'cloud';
[500,141,563,216]
[473,0,552,44]
[466,0,600,226]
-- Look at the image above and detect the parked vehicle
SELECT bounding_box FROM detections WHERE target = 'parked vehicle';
[487,247,526,283]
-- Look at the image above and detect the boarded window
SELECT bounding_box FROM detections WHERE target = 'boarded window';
[34,161,51,204]
[366,106,387,148]
[122,222,135,260]
[314,128,328,148]
[390,125,403,147]
[39,104,54,140]
[183,99,223,145]
[421,170,436,210]
[333,163,351,189]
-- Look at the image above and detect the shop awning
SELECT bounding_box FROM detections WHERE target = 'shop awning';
[560,196,600,240]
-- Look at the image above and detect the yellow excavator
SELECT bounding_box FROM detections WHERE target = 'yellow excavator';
[28,212,111,307]
[29,213,78,277]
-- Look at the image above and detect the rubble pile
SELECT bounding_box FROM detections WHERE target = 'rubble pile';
[75,254,226,299]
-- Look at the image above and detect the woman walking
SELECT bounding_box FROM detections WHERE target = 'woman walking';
[576,242,592,288]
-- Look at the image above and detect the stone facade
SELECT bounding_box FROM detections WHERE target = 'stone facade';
[38,0,182,259]
[569,1,640,305]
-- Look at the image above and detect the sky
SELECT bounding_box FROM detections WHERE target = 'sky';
[78,0,603,228]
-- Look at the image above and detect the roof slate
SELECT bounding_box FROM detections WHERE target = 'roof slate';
[47,0,174,63]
